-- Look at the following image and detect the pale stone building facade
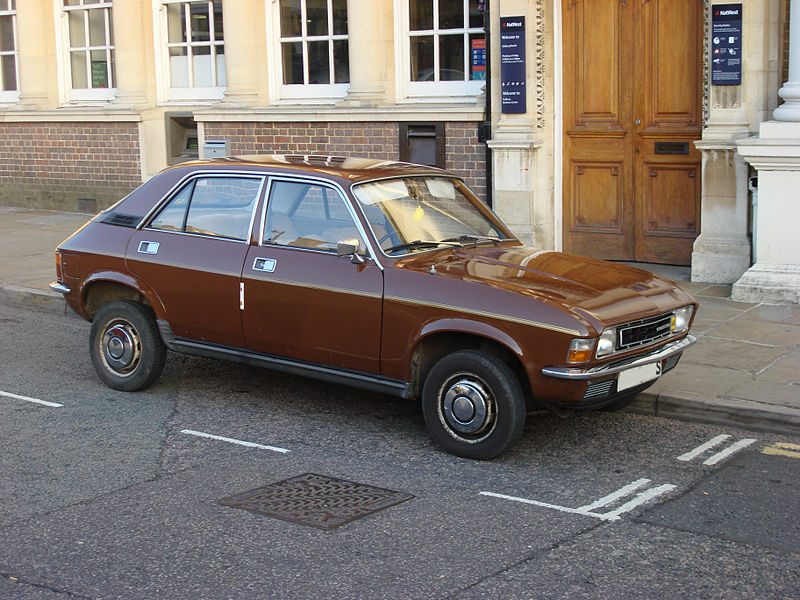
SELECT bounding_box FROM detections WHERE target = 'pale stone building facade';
[0,0,796,301]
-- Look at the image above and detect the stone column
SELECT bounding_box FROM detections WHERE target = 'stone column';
[733,0,800,304]
[221,0,261,105]
[112,0,150,107]
[15,0,53,107]
[337,0,388,106]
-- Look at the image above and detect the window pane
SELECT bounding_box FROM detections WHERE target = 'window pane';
[0,15,14,52]
[306,0,328,36]
[307,40,329,84]
[90,49,108,87]
[280,0,301,37]
[439,34,464,80]
[1,54,16,91]
[192,44,212,87]
[281,41,303,84]
[468,0,482,28]
[216,45,226,85]
[70,51,87,87]
[151,183,193,232]
[469,32,485,80]
[333,39,349,83]
[409,0,433,31]
[212,0,223,40]
[64,0,80,6]
[190,1,210,42]
[185,178,261,241]
[332,0,347,35]
[167,3,187,43]
[265,181,360,251]
[68,10,85,47]
[169,46,189,87]
[88,7,106,46]
[438,0,463,30]
[410,35,433,81]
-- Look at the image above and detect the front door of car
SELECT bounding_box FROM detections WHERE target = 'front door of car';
[127,174,265,348]
[242,178,383,374]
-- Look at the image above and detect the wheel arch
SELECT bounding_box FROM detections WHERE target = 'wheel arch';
[80,272,165,322]
[407,319,533,403]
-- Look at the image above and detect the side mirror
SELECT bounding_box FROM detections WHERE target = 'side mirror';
[336,238,365,264]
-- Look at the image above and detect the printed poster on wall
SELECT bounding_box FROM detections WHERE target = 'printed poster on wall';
[500,16,526,114]
[711,3,743,85]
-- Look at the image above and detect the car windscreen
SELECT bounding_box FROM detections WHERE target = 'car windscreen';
[351,177,512,256]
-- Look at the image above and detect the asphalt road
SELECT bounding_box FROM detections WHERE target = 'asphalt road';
[0,301,798,600]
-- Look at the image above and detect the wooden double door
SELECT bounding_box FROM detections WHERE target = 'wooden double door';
[562,0,703,265]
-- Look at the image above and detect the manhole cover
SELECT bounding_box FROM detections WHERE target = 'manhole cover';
[218,473,414,530]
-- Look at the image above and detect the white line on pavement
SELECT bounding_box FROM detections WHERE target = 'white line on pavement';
[677,434,732,462]
[602,484,677,519]
[180,429,289,454]
[577,478,652,512]
[479,491,616,520]
[703,438,756,465]
[0,390,63,408]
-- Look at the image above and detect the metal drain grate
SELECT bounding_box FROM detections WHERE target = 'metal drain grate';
[218,473,414,530]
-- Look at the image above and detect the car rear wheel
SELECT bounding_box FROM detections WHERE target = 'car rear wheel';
[422,350,526,459]
[90,300,166,392]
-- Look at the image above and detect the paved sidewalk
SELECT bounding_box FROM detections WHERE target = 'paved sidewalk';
[1,206,798,435]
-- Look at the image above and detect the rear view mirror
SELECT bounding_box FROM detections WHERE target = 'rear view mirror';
[336,238,365,264]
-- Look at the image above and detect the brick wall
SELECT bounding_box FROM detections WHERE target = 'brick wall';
[204,120,487,201]
[0,122,141,212]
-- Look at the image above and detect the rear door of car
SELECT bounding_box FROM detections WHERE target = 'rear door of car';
[241,176,384,373]
[127,173,265,348]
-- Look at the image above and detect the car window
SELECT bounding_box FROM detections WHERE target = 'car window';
[264,180,364,252]
[150,176,262,241]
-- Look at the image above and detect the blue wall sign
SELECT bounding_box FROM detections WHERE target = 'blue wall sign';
[500,16,526,114]
[711,3,743,86]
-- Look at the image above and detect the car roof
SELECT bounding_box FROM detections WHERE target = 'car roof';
[167,154,450,184]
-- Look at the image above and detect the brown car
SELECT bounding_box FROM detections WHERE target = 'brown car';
[50,155,697,459]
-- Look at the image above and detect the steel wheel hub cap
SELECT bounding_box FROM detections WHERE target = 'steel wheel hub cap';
[442,379,492,435]
[102,322,139,373]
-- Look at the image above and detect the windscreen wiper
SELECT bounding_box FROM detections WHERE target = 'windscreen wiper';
[440,234,504,246]
[384,239,462,254]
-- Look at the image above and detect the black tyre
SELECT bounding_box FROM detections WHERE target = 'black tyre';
[422,350,526,459]
[89,300,166,392]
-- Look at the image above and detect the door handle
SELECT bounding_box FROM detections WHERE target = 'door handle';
[137,241,160,255]
[252,257,277,273]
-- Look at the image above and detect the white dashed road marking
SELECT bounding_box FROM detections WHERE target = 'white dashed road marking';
[180,429,290,454]
[677,434,756,465]
[481,478,676,522]
[0,390,63,408]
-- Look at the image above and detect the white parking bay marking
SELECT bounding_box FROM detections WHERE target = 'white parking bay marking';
[676,434,756,465]
[481,478,675,522]
[180,429,289,454]
[703,438,756,465]
[677,434,732,462]
[0,390,63,408]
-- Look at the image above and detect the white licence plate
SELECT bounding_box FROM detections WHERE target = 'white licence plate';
[617,362,661,392]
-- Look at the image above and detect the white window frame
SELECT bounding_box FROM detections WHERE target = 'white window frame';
[266,0,349,102]
[153,0,226,103]
[55,0,116,103]
[0,0,19,103]
[394,0,485,101]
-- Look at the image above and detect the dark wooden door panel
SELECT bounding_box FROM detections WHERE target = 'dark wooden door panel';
[563,0,702,266]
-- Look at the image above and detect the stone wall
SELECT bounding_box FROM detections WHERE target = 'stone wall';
[0,122,141,212]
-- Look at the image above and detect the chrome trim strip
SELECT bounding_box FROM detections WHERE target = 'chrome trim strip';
[257,174,384,270]
[248,276,382,300]
[385,295,583,336]
[49,282,71,294]
[542,335,696,380]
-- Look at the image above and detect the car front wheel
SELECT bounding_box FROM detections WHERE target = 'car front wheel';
[422,350,526,459]
[90,300,166,392]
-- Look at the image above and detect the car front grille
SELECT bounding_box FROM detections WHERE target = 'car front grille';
[583,379,615,400]
[616,313,674,352]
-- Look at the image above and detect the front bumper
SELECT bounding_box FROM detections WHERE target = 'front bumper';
[541,334,696,380]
